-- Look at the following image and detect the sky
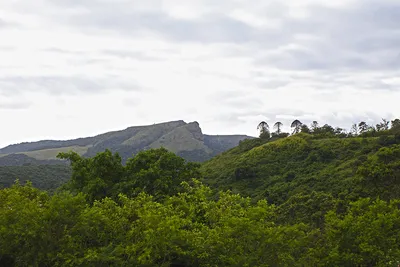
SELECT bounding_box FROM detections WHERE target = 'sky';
[0,0,399,148]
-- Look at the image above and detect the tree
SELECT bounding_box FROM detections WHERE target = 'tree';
[376,119,390,131]
[357,145,400,199]
[334,127,347,137]
[273,122,283,135]
[334,127,344,135]
[368,125,376,133]
[358,121,368,134]
[257,121,270,139]
[57,149,124,202]
[300,125,311,134]
[350,123,359,136]
[310,121,319,133]
[324,198,400,266]
[391,119,400,130]
[291,120,302,134]
[259,130,271,140]
[257,121,269,133]
[124,147,201,198]
[57,148,201,202]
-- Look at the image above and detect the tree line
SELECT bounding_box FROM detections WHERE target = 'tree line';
[257,118,400,139]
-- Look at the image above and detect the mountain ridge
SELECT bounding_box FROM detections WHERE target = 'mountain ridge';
[0,120,254,165]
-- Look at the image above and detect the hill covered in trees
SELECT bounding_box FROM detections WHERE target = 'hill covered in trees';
[1,118,400,266]
[201,118,400,205]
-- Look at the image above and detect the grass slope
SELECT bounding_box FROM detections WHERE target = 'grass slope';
[17,145,90,160]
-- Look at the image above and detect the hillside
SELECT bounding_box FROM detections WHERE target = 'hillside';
[0,120,253,165]
[0,165,71,191]
[200,131,400,206]
[2,121,400,266]
[0,154,68,166]
[3,130,400,266]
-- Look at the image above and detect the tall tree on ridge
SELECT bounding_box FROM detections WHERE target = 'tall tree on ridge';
[376,119,390,131]
[392,119,400,129]
[257,121,270,139]
[274,122,283,135]
[291,120,302,134]
[350,123,359,136]
[358,121,368,134]
[310,121,319,132]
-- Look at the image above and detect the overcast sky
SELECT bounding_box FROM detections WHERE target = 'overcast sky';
[0,0,399,147]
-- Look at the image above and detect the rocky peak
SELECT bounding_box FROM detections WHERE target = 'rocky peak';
[185,121,204,141]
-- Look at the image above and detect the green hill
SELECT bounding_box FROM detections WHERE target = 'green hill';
[201,131,400,205]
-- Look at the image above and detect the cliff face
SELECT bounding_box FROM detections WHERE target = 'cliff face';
[0,120,254,165]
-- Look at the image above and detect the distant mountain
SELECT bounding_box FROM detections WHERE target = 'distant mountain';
[0,120,254,166]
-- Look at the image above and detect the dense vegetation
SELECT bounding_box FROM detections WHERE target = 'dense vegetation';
[0,154,66,167]
[1,118,400,266]
[202,119,400,204]
[0,165,71,191]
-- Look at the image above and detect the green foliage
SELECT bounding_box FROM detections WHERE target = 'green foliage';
[257,121,270,139]
[3,119,400,266]
[4,179,400,266]
[0,165,71,191]
[323,198,400,266]
[277,191,337,227]
[124,147,201,198]
[0,180,307,266]
[58,147,201,202]
[259,129,271,140]
[201,133,400,207]
[357,145,400,200]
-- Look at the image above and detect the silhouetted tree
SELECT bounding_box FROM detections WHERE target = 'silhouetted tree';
[257,121,270,139]
[310,121,319,132]
[257,121,269,133]
[321,124,335,134]
[274,122,283,135]
[350,123,359,136]
[358,121,368,134]
[376,119,390,131]
[334,127,345,135]
[291,120,302,134]
[392,119,400,129]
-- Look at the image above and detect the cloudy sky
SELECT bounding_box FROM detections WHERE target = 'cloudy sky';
[0,0,399,147]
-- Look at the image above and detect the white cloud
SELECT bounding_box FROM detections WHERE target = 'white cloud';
[0,0,399,147]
